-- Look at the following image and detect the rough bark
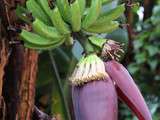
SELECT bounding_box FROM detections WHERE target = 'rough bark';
[0,38,9,120]
[0,0,39,119]
[3,45,25,120]
[0,39,8,98]
[16,49,38,120]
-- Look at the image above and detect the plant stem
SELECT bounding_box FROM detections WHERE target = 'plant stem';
[72,32,95,55]
[48,50,71,120]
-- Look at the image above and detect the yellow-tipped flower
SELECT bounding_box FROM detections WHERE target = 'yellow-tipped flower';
[70,54,108,85]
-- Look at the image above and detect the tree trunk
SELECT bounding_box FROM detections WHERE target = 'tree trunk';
[143,0,155,20]
[16,49,38,120]
[0,0,39,119]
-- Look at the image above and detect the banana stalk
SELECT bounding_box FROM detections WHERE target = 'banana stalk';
[105,60,152,120]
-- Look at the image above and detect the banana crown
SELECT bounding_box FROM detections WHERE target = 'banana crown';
[70,54,108,85]
[16,0,125,50]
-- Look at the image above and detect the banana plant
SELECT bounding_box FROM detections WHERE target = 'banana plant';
[16,0,152,120]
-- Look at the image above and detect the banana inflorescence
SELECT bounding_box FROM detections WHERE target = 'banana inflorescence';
[16,1,152,120]
[17,0,125,50]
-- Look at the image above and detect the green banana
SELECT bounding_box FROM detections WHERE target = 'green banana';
[20,29,62,46]
[32,18,63,40]
[84,21,119,33]
[70,0,82,32]
[97,4,125,25]
[26,0,51,25]
[89,4,125,28]
[56,0,70,22]
[51,7,70,34]
[83,4,124,34]
[82,0,102,29]
[36,0,52,18]
[24,38,65,50]
[78,0,86,16]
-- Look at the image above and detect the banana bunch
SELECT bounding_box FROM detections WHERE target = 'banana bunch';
[17,0,125,50]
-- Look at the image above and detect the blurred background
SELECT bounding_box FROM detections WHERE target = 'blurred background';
[35,0,160,119]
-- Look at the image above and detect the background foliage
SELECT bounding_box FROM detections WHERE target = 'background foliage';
[35,0,160,119]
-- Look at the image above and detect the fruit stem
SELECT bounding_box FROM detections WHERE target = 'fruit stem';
[72,32,95,55]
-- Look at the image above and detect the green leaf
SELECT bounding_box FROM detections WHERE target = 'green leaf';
[128,63,139,74]
[135,52,147,64]
[133,40,143,51]
[148,59,158,70]
[145,45,159,56]
[151,5,160,25]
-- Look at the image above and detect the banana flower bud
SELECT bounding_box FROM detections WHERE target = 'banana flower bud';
[70,54,118,120]
[71,40,152,120]
[72,80,118,120]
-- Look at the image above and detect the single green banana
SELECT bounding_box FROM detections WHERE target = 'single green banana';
[70,0,81,32]
[78,0,86,16]
[97,4,125,25]
[82,0,102,29]
[51,7,70,34]
[56,0,70,22]
[24,38,65,50]
[20,29,62,46]
[26,0,51,25]
[37,0,52,17]
[32,18,63,40]
[84,21,119,33]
